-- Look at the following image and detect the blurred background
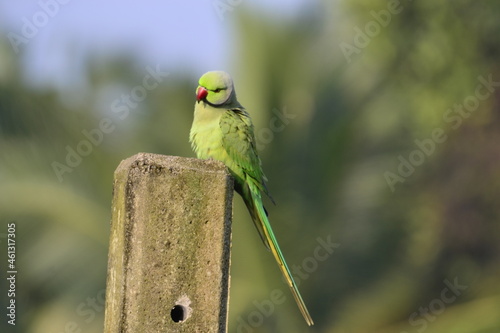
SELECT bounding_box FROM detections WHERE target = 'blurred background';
[1,0,500,332]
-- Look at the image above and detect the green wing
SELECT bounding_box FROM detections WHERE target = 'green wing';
[219,107,272,247]
[219,108,269,196]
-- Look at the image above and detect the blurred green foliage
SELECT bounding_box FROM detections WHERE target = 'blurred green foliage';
[1,1,500,332]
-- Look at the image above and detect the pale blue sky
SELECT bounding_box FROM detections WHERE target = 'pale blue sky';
[0,0,314,90]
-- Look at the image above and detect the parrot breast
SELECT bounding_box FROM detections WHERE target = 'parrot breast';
[190,103,226,160]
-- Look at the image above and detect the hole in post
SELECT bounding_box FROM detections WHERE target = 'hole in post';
[170,295,192,323]
[171,305,186,323]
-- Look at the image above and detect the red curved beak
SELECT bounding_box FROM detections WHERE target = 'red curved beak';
[196,86,208,101]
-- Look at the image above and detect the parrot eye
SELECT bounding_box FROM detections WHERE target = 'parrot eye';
[213,88,222,93]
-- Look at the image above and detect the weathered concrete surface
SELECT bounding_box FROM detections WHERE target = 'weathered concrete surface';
[104,153,233,333]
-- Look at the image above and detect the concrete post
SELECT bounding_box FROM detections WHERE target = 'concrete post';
[104,153,233,333]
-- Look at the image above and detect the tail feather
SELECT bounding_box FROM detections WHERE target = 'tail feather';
[249,190,314,326]
[243,194,271,251]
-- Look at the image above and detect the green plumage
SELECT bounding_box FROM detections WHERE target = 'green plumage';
[190,71,313,326]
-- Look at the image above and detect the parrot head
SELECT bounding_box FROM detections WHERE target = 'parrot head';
[196,71,234,106]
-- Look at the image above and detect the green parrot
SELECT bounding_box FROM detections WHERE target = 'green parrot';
[189,71,314,326]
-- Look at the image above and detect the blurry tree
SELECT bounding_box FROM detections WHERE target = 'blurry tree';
[228,1,500,332]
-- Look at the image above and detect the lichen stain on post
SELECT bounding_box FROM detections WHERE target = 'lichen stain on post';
[104,153,233,333]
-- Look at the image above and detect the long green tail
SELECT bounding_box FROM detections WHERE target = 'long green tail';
[248,190,314,326]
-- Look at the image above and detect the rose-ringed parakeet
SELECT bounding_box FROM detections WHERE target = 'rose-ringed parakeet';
[189,71,314,326]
